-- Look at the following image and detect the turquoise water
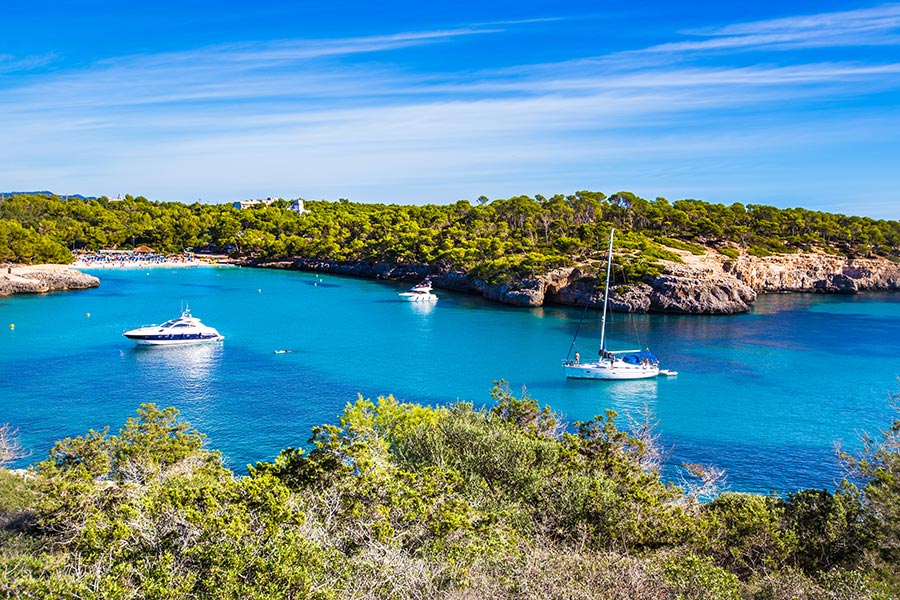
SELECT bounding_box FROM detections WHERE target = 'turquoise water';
[2,266,899,495]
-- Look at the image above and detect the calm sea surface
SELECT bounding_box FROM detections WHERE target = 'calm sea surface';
[2,266,899,494]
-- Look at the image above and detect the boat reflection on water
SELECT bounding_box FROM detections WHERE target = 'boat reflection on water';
[566,377,660,418]
[407,299,437,315]
[562,377,661,423]
[604,378,660,415]
[130,342,223,392]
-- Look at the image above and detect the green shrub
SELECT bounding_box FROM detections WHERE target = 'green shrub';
[746,245,771,258]
[4,393,900,598]
[700,492,796,577]
[656,237,707,255]
[783,488,862,572]
[660,552,740,600]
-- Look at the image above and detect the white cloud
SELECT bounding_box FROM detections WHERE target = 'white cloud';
[0,52,56,73]
[648,4,900,53]
[705,4,900,37]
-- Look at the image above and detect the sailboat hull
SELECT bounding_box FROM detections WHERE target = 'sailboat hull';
[564,361,660,380]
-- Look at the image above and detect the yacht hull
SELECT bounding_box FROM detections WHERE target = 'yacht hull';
[126,334,224,346]
[398,292,437,302]
[564,361,660,380]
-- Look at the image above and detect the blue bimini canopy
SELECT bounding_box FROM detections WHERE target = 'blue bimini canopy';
[637,350,658,361]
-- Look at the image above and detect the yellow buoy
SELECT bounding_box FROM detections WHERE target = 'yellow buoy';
[86,312,91,318]
[9,324,14,330]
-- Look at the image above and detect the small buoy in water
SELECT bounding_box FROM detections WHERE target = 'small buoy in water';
[258,288,261,293]
[9,324,14,330]
[86,312,90,318]
[313,282,317,287]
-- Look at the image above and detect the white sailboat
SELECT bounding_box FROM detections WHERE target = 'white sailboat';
[563,229,665,380]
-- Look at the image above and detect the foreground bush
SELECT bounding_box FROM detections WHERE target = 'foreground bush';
[1,389,898,599]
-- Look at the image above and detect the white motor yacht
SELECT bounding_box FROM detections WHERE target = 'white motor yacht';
[398,280,438,302]
[123,307,224,346]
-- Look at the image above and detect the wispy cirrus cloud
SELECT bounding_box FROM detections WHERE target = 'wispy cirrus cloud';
[703,4,900,37]
[0,52,56,74]
[0,27,500,113]
[643,3,900,54]
[1,23,890,124]
[104,26,501,69]
[7,35,897,119]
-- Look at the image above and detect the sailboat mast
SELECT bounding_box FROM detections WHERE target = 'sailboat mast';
[599,229,614,353]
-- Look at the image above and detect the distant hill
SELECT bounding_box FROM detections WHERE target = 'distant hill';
[0,191,96,200]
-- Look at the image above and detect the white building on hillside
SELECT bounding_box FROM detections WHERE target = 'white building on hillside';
[231,197,308,213]
[233,197,277,210]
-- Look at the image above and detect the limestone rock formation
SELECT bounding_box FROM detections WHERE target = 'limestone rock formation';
[481,280,545,307]
[724,253,900,292]
[646,273,757,314]
[0,264,100,296]
[609,283,654,313]
[813,273,859,294]
[542,265,756,314]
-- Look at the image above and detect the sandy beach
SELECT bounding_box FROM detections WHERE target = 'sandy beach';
[6,263,81,277]
[1,256,229,295]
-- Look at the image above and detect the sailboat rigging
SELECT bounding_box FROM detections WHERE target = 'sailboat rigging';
[563,229,669,380]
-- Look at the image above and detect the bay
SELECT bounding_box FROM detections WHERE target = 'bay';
[2,266,898,495]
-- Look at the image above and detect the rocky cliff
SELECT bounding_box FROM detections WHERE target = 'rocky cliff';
[0,264,100,296]
[541,264,758,314]
[726,253,900,293]
[542,250,900,314]
[247,250,900,315]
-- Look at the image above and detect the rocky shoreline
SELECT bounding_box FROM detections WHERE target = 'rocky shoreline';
[245,249,900,315]
[5,251,896,314]
[0,264,100,296]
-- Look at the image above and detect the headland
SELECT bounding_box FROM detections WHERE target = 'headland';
[0,264,100,296]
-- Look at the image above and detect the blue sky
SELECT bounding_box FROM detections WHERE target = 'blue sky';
[1,1,899,218]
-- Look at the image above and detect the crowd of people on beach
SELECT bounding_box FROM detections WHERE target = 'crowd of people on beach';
[72,251,219,269]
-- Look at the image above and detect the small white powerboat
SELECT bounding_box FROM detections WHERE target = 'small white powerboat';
[398,280,438,302]
[124,306,224,346]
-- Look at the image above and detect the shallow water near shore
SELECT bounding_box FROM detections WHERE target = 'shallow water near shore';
[2,266,899,495]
